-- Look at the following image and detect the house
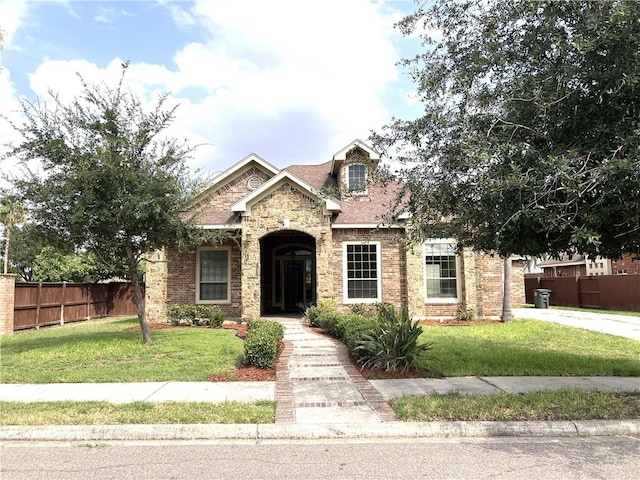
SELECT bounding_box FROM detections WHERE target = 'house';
[145,140,524,322]
[538,254,600,277]
[611,254,640,275]
[539,253,640,277]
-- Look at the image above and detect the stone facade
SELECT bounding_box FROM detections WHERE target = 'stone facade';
[144,141,525,323]
[241,180,333,318]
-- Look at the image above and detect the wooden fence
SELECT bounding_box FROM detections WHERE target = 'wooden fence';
[13,282,142,331]
[524,275,640,312]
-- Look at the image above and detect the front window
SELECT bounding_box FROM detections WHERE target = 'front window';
[347,164,366,193]
[197,248,230,303]
[343,242,381,302]
[424,242,458,302]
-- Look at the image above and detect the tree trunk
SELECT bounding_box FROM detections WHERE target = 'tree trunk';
[500,256,513,323]
[125,246,151,344]
[3,231,9,274]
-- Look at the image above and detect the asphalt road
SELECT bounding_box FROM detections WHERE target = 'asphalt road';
[2,436,639,479]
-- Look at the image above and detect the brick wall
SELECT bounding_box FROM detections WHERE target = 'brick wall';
[331,228,407,309]
[611,254,640,275]
[0,274,16,336]
[165,239,242,318]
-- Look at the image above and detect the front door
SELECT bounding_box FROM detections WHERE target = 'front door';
[284,260,304,311]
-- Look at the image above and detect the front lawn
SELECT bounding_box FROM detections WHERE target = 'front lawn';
[0,317,245,383]
[421,319,640,377]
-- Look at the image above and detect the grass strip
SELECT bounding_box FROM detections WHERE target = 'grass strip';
[391,390,640,421]
[0,401,276,425]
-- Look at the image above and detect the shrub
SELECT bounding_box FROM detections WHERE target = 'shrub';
[456,306,476,321]
[354,304,432,372]
[167,304,224,327]
[303,305,321,327]
[336,314,378,355]
[243,319,284,369]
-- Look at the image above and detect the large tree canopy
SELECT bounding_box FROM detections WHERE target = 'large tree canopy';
[3,65,217,343]
[373,0,640,260]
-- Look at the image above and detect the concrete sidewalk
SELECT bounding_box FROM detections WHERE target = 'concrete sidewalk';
[1,376,638,404]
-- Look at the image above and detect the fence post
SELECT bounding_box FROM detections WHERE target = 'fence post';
[35,282,42,330]
[60,282,66,326]
[0,274,16,336]
[86,284,90,320]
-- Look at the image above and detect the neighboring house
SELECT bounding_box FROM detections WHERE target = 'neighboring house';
[611,254,640,275]
[145,140,524,321]
[539,254,600,277]
[539,253,640,277]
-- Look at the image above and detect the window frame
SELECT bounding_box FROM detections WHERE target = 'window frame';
[423,240,461,304]
[346,164,367,194]
[195,246,231,304]
[342,241,382,304]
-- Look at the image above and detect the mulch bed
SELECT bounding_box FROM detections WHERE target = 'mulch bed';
[419,319,502,326]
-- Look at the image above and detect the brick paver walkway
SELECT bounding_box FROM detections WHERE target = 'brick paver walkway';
[272,317,396,424]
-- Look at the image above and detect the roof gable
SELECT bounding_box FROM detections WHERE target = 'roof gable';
[190,153,280,206]
[231,169,341,215]
[330,139,381,176]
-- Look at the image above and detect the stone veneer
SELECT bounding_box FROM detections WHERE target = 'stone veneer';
[240,180,333,318]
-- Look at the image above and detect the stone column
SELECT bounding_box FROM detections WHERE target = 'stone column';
[241,229,261,319]
[461,248,479,317]
[405,245,424,319]
[315,221,333,300]
[0,274,16,336]
[145,249,168,323]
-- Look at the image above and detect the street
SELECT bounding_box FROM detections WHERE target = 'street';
[2,436,639,479]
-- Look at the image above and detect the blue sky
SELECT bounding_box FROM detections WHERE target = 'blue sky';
[0,0,424,179]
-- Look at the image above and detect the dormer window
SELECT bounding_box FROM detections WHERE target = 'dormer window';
[347,164,366,193]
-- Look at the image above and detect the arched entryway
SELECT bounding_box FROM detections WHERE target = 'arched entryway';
[260,231,316,313]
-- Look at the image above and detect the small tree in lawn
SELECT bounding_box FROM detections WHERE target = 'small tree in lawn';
[3,64,217,343]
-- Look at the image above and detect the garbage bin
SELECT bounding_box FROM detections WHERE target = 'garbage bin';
[533,289,552,309]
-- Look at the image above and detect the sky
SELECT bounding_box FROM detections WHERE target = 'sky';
[0,0,425,183]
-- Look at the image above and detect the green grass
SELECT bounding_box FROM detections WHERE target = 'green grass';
[391,390,640,421]
[0,400,276,425]
[420,319,640,377]
[0,317,245,383]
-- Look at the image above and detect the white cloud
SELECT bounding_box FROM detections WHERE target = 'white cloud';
[0,0,30,51]
[3,0,410,179]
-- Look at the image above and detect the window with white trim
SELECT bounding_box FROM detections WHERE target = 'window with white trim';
[347,164,366,193]
[424,242,459,302]
[197,248,230,303]
[343,242,381,302]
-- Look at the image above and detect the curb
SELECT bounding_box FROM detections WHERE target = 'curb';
[2,420,639,442]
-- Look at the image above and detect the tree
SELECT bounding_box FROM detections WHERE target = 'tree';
[3,65,218,343]
[0,195,27,274]
[372,0,640,320]
[2,223,66,281]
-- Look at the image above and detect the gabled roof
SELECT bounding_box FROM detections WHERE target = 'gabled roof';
[231,169,341,215]
[190,153,280,206]
[330,139,381,176]
[538,254,587,268]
